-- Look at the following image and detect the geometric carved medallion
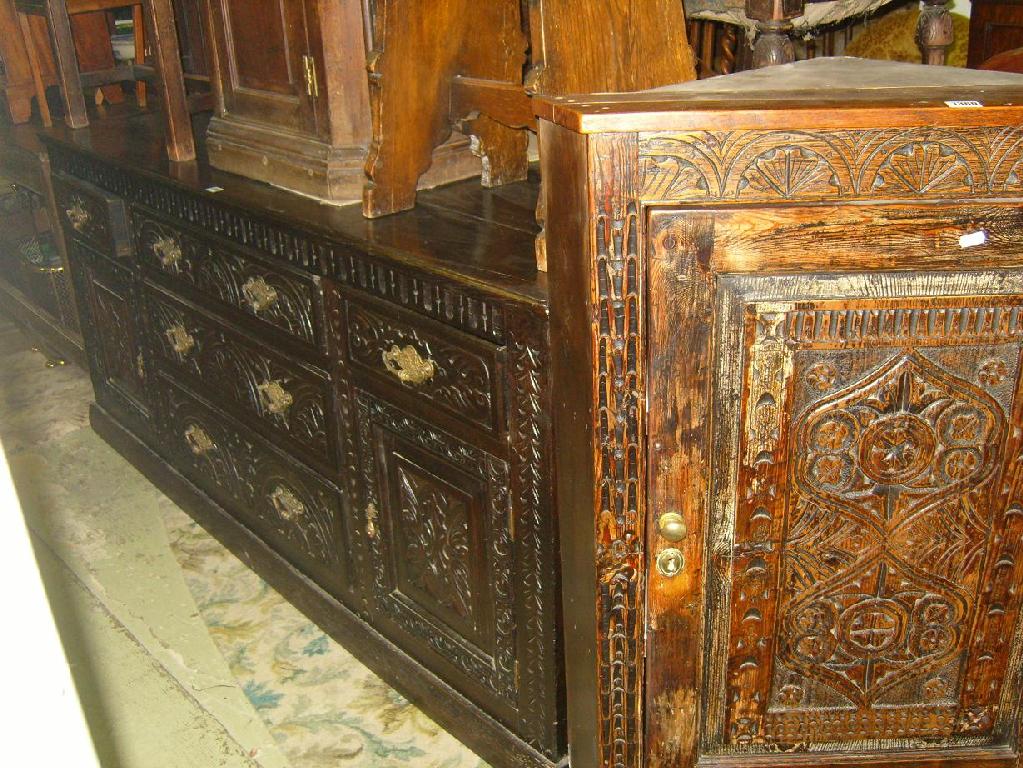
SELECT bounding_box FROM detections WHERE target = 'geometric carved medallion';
[779,352,1005,724]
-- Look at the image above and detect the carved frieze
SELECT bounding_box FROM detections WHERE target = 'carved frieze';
[640,126,1023,202]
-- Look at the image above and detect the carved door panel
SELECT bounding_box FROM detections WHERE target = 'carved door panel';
[354,390,519,720]
[71,242,151,432]
[210,0,322,138]
[645,208,1023,767]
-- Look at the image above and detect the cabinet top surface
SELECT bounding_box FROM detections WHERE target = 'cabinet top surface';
[36,112,546,307]
[537,57,1023,133]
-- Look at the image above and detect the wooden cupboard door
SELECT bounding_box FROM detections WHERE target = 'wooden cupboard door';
[645,208,1023,767]
[211,0,320,137]
[70,242,152,434]
[353,390,519,716]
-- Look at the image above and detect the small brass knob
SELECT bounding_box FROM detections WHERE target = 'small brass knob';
[657,512,688,542]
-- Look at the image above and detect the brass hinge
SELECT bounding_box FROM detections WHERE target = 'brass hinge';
[302,54,319,97]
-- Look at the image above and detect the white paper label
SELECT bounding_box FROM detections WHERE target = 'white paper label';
[945,100,984,109]
[959,230,988,248]
[205,186,224,193]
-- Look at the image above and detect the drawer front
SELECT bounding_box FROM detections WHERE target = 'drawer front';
[157,374,350,603]
[53,174,131,258]
[354,391,518,718]
[346,299,503,435]
[70,241,151,432]
[133,209,324,353]
[145,284,336,471]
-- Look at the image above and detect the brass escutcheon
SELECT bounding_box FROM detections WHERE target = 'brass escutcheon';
[184,424,215,455]
[165,323,195,357]
[657,512,688,542]
[656,548,685,578]
[381,344,435,386]
[153,236,182,269]
[65,199,90,231]
[241,276,279,312]
[270,485,305,521]
[257,380,294,415]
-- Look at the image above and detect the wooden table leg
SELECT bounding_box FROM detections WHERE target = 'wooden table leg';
[132,3,146,107]
[44,0,88,127]
[17,11,52,126]
[144,0,195,161]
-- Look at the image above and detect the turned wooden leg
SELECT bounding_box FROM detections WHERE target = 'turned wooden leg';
[133,3,147,107]
[44,0,88,128]
[917,0,953,66]
[17,12,52,126]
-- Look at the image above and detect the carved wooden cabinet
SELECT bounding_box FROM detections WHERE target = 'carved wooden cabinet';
[205,0,478,204]
[44,117,564,768]
[541,58,1023,768]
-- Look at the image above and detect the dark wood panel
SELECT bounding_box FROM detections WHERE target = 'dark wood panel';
[53,173,131,258]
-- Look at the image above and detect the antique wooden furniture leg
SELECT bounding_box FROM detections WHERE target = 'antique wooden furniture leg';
[16,12,52,125]
[1,0,36,123]
[143,0,194,161]
[918,0,954,64]
[42,0,89,127]
[132,2,146,107]
[363,0,526,218]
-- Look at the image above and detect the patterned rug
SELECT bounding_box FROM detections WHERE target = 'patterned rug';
[0,318,487,768]
[162,502,487,768]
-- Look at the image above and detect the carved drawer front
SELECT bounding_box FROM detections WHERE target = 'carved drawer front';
[145,285,336,472]
[355,391,518,719]
[345,299,503,435]
[52,174,131,258]
[156,374,350,603]
[133,209,324,354]
[646,221,1023,765]
[70,241,150,431]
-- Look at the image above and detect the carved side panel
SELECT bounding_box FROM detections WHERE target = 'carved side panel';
[639,126,1023,203]
[355,391,517,703]
[590,135,646,768]
[73,244,150,427]
[703,283,1023,756]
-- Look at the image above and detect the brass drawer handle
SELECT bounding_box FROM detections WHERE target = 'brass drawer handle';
[271,485,305,521]
[382,344,435,386]
[153,235,182,269]
[184,424,216,456]
[165,323,195,358]
[242,276,279,313]
[65,199,90,231]
[257,380,294,415]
